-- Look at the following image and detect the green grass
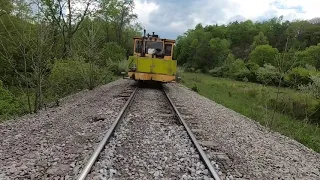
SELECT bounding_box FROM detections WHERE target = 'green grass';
[180,72,320,153]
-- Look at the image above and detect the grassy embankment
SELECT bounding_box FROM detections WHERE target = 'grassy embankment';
[180,72,320,153]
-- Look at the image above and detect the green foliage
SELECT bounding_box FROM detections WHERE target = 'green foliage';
[209,67,224,77]
[0,81,20,119]
[185,67,196,72]
[194,38,213,71]
[0,0,140,119]
[234,67,251,81]
[299,75,320,99]
[256,64,281,85]
[47,59,110,99]
[176,25,231,70]
[175,17,320,86]
[175,67,183,83]
[191,39,199,48]
[210,38,231,67]
[175,19,319,93]
[107,59,128,76]
[0,0,13,15]
[195,69,202,73]
[48,60,87,98]
[104,42,127,62]
[227,59,250,80]
[95,42,127,67]
[249,45,279,66]
[299,75,320,122]
[284,67,316,87]
[117,59,128,73]
[245,62,260,82]
[224,53,236,65]
[250,31,269,51]
[295,44,320,69]
[226,20,259,59]
[191,83,198,92]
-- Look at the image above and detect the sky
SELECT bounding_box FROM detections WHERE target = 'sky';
[133,0,320,39]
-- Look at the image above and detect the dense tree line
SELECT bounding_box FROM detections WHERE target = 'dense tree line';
[0,0,141,118]
[175,16,320,122]
[175,16,320,88]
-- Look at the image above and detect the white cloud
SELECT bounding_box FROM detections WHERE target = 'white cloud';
[133,0,159,29]
[133,0,320,39]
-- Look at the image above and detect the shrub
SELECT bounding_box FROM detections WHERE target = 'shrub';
[107,62,119,75]
[195,69,202,73]
[234,67,251,81]
[191,83,198,92]
[256,64,281,85]
[48,60,87,98]
[310,103,320,124]
[47,59,109,98]
[185,67,195,72]
[118,59,128,73]
[228,59,245,73]
[306,75,320,99]
[295,44,320,69]
[104,42,126,61]
[245,62,260,82]
[224,53,236,65]
[106,59,128,76]
[95,42,126,67]
[0,81,20,118]
[299,75,320,123]
[284,67,317,88]
[226,59,251,80]
[249,45,279,66]
[209,67,223,77]
[175,67,183,82]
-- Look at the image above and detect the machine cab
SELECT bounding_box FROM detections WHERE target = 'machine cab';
[126,30,177,83]
[133,32,175,60]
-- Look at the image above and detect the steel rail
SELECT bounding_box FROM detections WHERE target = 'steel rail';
[77,87,138,180]
[163,87,221,180]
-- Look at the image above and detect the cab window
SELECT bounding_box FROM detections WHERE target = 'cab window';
[164,44,172,56]
[135,40,142,53]
[146,41,163,53]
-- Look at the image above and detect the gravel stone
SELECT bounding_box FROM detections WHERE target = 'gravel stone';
[0,79,136,179]
[154,170,160,177]
[87,87,212,179]
[164,83,320,180]
[181,174,188,179]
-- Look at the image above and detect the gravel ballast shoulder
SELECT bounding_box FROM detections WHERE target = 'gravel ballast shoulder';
[0,79,135,179]
[87,87,215,180]
[164,83,320,180]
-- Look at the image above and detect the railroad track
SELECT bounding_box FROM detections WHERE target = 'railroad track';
[77,84,221,180]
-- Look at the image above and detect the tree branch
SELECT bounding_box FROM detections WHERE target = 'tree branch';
[71,0,92,35]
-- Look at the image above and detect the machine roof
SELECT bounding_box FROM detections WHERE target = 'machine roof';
[133,36,176,43]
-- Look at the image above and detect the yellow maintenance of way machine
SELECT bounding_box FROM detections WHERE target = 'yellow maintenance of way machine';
[124,30,177,83]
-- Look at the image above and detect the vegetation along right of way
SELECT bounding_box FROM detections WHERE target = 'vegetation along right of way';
[0,0,141,120]
[174,16,320,152]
